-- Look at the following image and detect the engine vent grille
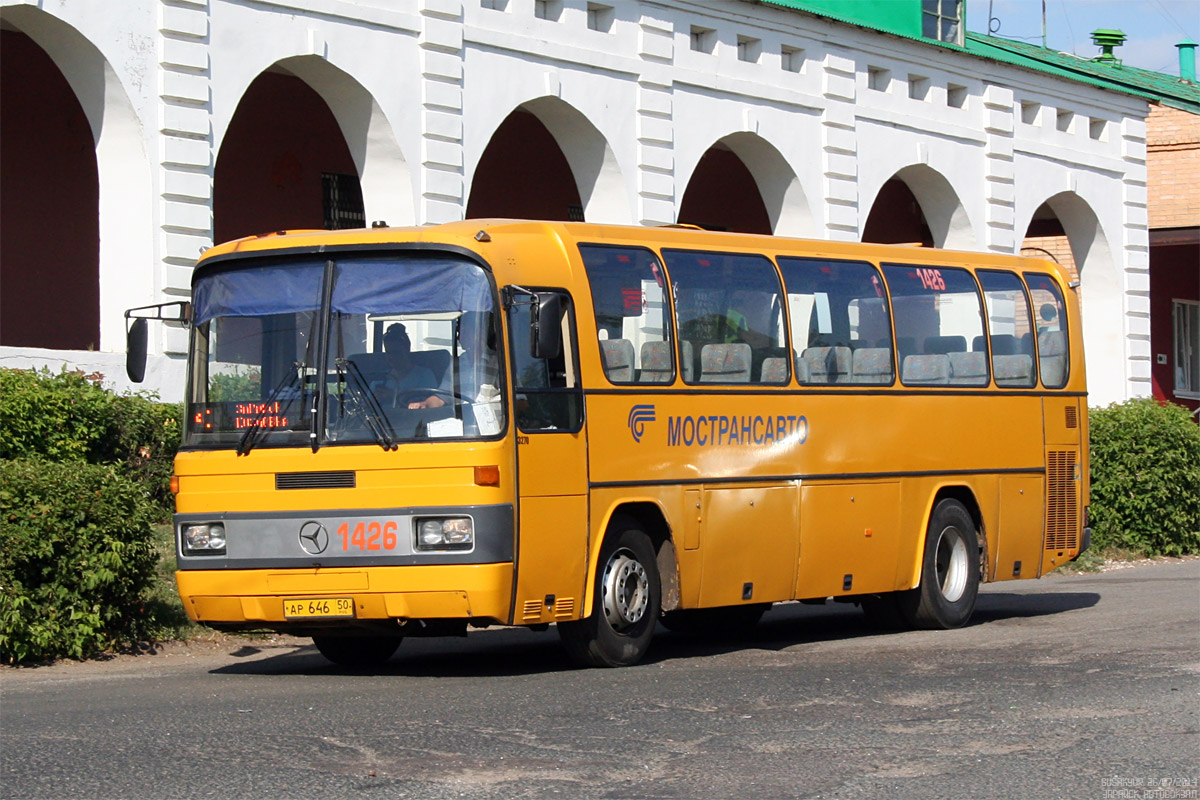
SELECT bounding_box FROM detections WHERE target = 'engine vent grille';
[1045,451,1079,551]
[553,598,576,620]
[1065,406,1078,429]
[276,471,356,490]
[521,600,543,623]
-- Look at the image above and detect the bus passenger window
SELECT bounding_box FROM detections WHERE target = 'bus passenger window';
[883,264,988,387]
[663,249,788,385]
[1025,273,1070,389]
[579,245,674,385]
[978,270,1036,388]
[506,290,583,432]
[777,258,894,385]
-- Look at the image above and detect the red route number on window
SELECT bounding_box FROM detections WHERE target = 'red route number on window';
[916,268,946,291]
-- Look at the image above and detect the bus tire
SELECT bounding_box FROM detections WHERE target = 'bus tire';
[900,499,980,629]
[660,604,770,637]
[558,522,660,668]
[312,635,401,667]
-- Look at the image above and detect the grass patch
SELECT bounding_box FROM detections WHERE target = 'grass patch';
[140,523,201,642]
[1060,545,1162,574]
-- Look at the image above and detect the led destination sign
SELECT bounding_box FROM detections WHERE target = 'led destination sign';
[189,402,292,434]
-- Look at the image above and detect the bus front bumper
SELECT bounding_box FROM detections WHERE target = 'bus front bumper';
[176,563,514,629]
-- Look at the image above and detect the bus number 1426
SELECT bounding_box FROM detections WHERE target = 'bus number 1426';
[337,521,398,551]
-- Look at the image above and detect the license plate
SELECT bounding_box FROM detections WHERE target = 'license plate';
[283,597,355,619]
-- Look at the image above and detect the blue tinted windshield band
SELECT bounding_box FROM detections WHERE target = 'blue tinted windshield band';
[330,257,494,315]
[192,261,325,325]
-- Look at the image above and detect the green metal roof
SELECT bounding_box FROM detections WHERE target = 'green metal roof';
[965,34,1200,114]
[753,0,1200,114]
[754,0,925,39]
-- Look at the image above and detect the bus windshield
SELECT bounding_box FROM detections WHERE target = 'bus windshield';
[185,254,504,449]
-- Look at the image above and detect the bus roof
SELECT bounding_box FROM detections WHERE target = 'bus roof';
[198,219,1071,289]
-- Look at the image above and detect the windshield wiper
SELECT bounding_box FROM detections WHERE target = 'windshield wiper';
[237,362,304,456]
[334,357,397,451]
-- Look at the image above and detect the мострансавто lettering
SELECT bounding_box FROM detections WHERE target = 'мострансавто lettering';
[666,414,808,447]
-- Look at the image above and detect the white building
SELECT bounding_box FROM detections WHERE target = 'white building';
[0,0,1151,405]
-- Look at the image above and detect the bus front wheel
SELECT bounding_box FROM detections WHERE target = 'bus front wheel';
[312,635,401,667]
[558,522,661,668]
[900,499,980,629]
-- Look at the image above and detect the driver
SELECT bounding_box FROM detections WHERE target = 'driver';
[380,324,436,408]
[413,311,499,409]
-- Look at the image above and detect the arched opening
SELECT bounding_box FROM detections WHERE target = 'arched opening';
[466,109,582,220]
[271,56,413,228]
[1019,193,1123,403]
[1021,203,1076,276]
[214,71,362,243]
[862,179,932,247]
[862,166,972,249]
[0,28,99,349]
[677,144,771,234]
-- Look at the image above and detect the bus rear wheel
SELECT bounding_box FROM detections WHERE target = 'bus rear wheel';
[900,498,980,629]
[558,522,661,668]
[312,634,402,667]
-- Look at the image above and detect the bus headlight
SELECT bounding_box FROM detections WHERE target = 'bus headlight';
[415,517,473,551]
[182,523,226,555]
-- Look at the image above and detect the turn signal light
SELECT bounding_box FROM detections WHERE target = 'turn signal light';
[169,476,180,494]
[474,466,500,486]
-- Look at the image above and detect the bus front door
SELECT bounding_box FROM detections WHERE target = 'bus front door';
[506,290,589,626]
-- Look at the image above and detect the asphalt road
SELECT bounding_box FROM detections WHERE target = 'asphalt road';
[2,560,1198,800]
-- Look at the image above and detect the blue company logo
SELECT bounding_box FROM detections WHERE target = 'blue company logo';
[628,404,657,443]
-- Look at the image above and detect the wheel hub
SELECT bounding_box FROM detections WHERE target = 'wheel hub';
[935,525,969,602]
[601,548,649,631]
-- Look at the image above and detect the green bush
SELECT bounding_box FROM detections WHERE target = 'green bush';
[0,368,181,519]
[1089,398,1200,557]
[0,459,159,663]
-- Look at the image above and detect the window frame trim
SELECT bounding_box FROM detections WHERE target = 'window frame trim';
[1172,298,1200,398]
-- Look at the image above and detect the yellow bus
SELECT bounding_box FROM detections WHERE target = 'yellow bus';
[128,220,1090,668]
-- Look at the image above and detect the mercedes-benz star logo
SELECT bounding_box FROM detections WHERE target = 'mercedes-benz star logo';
[298,521,329,555]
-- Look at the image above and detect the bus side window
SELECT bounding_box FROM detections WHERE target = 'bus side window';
[1025,273,1070,389]
[777,258,895,386]
[978,270,1036,388]
[506,290,583,433]
[883,264,988,387]
[578,245,673,385]
[663,249,788,385]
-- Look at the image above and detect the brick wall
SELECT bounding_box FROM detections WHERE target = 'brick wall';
[1147,104,1200,230]
[1021,237,1078,286]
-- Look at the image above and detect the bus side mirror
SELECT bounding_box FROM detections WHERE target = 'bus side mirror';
[531,293,562,360]
[126,318,148,383]
[124,301,191,383]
